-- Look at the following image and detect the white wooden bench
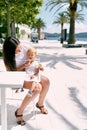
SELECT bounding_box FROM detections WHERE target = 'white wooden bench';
[0,72,26,130]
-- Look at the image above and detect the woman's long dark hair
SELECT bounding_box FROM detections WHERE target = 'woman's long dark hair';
[3,36,20,71]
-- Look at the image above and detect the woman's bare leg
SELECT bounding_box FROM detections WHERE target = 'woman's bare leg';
[18,91,38,113]
[37,75,50,106]
[15,81,42,123]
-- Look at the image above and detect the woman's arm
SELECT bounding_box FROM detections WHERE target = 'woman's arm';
[16,63,26,71]
[5,66,11,71]
[16,60,30,71]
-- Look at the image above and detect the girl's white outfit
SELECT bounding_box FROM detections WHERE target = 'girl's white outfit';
[15,44,40,82]
[25,61,40,82]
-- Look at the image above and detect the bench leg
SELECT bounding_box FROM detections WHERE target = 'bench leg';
[1,88,7,130]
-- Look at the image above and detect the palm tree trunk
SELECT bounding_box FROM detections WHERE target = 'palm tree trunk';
[37,28,40,40]
[68,10,75,44]
[68,1,77,44]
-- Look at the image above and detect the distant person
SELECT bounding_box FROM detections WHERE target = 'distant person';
[3,36,50,125]
[25,48,44,97]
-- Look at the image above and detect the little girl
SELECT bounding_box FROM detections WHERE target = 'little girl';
[25,48,44,96]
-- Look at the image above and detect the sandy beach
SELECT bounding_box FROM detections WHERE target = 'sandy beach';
[0,40,87,130]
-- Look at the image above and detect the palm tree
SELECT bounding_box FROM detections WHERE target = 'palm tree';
[53,12,69,43]
[65,8,84,23]
[46,0,87,44]
[64,8,84,42]
[34,18,46,40]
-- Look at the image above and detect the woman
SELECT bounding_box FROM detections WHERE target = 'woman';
[3,36,50,125]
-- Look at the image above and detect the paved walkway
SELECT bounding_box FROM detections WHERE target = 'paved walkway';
[0,40,87,130]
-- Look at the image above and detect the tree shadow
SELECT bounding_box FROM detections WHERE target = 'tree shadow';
[34,45,61,50]
[68,87,87,116]
[38,52,87,70]
[46,100,79,130]
[34,45,87,70]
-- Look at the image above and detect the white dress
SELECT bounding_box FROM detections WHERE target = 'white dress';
[25,60,40,82]
[15,44,40,82]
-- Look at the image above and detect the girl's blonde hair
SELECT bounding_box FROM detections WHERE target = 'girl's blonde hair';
[27,48,37,56]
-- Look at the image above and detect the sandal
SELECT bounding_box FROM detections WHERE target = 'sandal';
[15,88,24,93]
[36,103,48,114]
[15,109,26,126]
[15,88,19,93]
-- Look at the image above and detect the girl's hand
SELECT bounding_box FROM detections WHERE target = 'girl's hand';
[30,75,35,79]
[38,64,44,71]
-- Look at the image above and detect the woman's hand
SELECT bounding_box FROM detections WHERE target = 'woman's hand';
[16,60,31,71]
[24,60,31,68]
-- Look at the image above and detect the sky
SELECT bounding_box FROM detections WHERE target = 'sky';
[37,0,87,34]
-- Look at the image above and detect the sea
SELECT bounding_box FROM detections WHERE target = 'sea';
[46,37,87,42]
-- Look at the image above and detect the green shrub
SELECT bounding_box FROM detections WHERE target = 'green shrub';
[0,51,3,57]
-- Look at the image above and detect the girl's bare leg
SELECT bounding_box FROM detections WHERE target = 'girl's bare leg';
[28,82,36,96]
